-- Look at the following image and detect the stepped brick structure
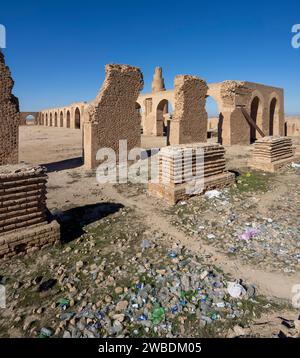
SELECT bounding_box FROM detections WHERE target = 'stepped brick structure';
[83,64,144,169]
[148,143,235,204]
[248,136,295,172]
[0,51,20,165]
[169,75,208,145]
[0,165,60,260]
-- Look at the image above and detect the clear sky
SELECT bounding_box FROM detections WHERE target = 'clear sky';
[1,0,300,115]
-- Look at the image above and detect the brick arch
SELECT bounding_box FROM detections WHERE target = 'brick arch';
[20,112,39,125]
[248,90,265,143]
[60,111,64,127]
[66,110,71,128]
[268,92,281,136]
[74,107,81,129]
[54,112,58,127]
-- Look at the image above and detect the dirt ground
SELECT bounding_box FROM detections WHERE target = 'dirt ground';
[1,125,298,338]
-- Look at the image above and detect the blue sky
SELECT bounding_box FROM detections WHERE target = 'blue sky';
[1,0,299,115]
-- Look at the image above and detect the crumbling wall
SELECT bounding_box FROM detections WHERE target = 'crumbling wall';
[169,75,208,145]
[0,51,20,165]
[84,64,144,169]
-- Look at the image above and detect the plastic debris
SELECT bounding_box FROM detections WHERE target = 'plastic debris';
[170,305,179,314]
[57,298,70,310]
[151,305,165,325]
[137,314,147,321]
[238,228,259,242]
[227,281,247,298]
[204,190,222,199]
[141,239,151,250]
[291,162,300,169]
[168,251,177,258]
[39,327,53,338]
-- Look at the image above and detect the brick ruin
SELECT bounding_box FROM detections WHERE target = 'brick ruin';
[83,64,144,169]
[169,75,208,145]
[136,68,285,146]
[0,165,60,260]
[248,136,295,172]
[0,50,20,165]
[148,143,235,205]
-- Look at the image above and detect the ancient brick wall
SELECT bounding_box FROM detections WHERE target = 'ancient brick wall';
[169,75,208,145]
[0,164,60,260]
[0,51,20,165]
[84,64,144,169]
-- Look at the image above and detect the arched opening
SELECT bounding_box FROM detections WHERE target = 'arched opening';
[41,114,44,125]
[66,111,71,128]
[156,99,173,137]
[54,112,58,127]
[45,114,48,126]
[284,122,288,136]
[25,114,35,125]
[135,103,143,134]
[269,98,277,136]
[50,113,53,127]
[75,108,81,129]
[206,96,223,143]
[60,111,63,127]
[250,96,260,144]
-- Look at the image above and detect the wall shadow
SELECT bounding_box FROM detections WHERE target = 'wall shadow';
[218,113,224,144]
[42,157,83,173]
[53,202,124,243]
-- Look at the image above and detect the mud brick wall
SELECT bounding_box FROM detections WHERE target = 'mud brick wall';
[169,75,208,145]
[0,220,60,260]
[0,51,20,165]
[84,64,144,169]
[0,165,48,235]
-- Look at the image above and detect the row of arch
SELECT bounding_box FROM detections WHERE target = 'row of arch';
[249,94,280,143]
[39,107,81,129]
[137,93,281,144]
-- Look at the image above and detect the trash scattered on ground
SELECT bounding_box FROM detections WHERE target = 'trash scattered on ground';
[227,281,247,298]
[204,190,222,199]
[291,162,300,169]
[238,228,259,242]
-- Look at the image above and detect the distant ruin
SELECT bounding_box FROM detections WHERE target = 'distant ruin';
[20,112,40,125]
[0,51,20,165]
[39,102,87,129]
[137,68,285,145]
